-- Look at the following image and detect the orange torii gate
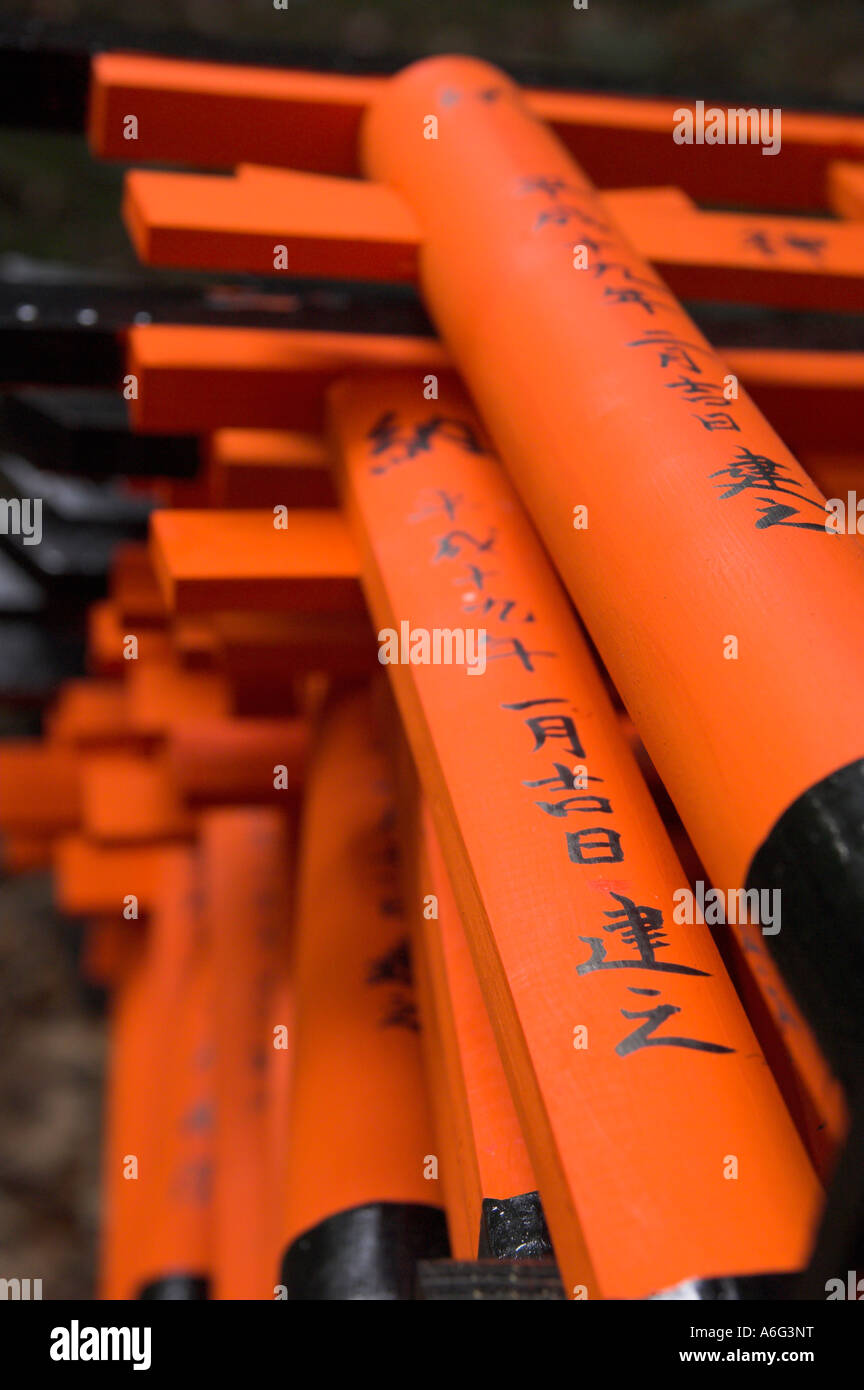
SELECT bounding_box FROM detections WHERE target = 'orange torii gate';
[12,41,864,1303]
[360,57,864,1292]
[106,51,864,1289]
[141,359,827,1296]
[132,308,848,1191]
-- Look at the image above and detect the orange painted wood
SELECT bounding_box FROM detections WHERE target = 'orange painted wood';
[124,164,421,280]
[282,686,442,1256]
[362,56,864,911]
[124,162,690,280]
[127,324,446,434]
[150,509,362,614]
[603,186,696,217]
[0,742,81,835]
[138,929,214,1294]
[536,94,864,211]
[801,451,864,501]
[128,318,862,451]
[80,918,131,989]
[201,809,292,1300]
[419,807,540,1259]
[87,600,172,676]
[723,349,864,454]
[99,922,158,1298]
[333,367,822,1300]
[54,837,175,916]
[89,51,864,209]
[167,716,306,804]
[212,610,376,684]
[124,656,231,734]
[81,752,193,843]
[170,615,219,668]
[719,917,846,1180]
[110,543,169,625]
[828,160,864,218]
[632,211,864,310]
[2,834,54,873]
[100,850,213,1298]
[45,679,129,747]
[386,746,471,1256]
[409,840,472,1260]
[363,62,864,1165]
[132,156,864,308]
[88,53,383,177]
[266,961,293,1293]
[207,429,336,509]
[136,851,213,1294]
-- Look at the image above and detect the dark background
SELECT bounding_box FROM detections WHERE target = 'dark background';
[0,0,861,1300]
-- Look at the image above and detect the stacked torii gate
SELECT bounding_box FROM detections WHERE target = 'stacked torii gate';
[6,48,864,1300]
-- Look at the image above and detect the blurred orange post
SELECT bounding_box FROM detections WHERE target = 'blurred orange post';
[201,808,292,1300]
[280,687,448,1298]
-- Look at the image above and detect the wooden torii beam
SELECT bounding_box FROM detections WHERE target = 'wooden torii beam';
[352,57,864,1291]
[123,162,864,310]
[415,805,553,1266]
[141,357,828,1296]
[330,366,822,1299]
[141,314,844,1185]
[43,46,864,1300]
[126,323,864,460]
[2,639,303,1301]
[356,54,864,1100]
[88,52,864,210]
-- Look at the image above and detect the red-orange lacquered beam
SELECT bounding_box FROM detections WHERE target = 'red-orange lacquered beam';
[127,325,447,434]
[149,510,362,615]
[89,52,864,209]
[332,367,823,1300]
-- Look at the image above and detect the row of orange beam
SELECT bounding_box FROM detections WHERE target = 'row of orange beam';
[0,392,827,1297]
[3,345,848,1295]
[89,51,864,212]
[5,46,864,1299]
